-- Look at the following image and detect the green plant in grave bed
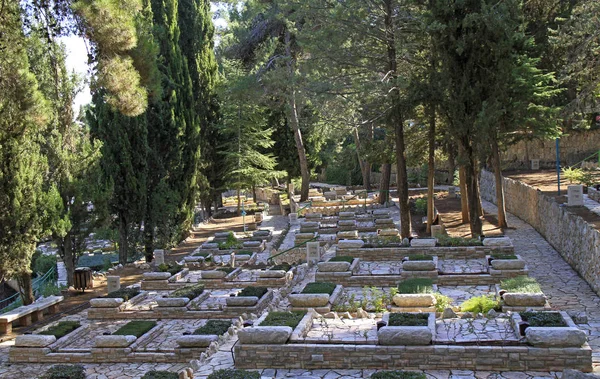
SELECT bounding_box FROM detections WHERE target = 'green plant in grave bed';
[329,256,354,263]
[157,263,182,276]
[520,312,567,327]
[141,371,178,379]
[406,254,432,261]
[112,321,156,338]
[169,283,204,299]
[238,286,268,298]
[106,287,140,301]
[397,278,433,294]
[235,250,253,256]
[414,197,427,215]
[207,369,260,379]
[39,321,81,339]
[261,311,305,328]
[371,371,427,379]
[194,320,232,335]
[500,276,542,293]
[436,235,482,247]
[42,364,86,379]
[460,295,500,314]
[302,282,336,295]
[490,253,518,260]
[388,313,429,326]
[218,232,243,250]
[216,267,235,274]
[270,263,291,271]
[433,293,453,313]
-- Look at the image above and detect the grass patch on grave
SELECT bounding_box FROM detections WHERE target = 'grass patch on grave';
[207,369,260,379]
[501,276,542,293]
[235,250,253,256]
[270,263,291,271]
[105,287,140,301]
[42,364,86,379]
[388,313,429,327]
[520,312,567,327]
[157,263,183,276]
[460,295,500,313]
[261,311,305,328]
[406,254,432,261]
[302,282,336,295]
[490,253,518,260]
[436,235,482,247]
[397,278,433,294]
[217,267,236,274]
[238,286,268,298]
[329,256,354,263]
[113,321,156,337]
[39,321,81,339]
[141,371,178,379]
[218,232,244,250]
[371,371,427,379]
[169,283,204,299]
[194,320,232,335]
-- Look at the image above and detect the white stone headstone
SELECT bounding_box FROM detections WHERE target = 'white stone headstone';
[448,186,456,198]
[289,213,298,224]
[107,276,120,293]
[154,249,165,265]
[230,252,236,268]
[568,185,584,206]
[306,242,320,264]
[431,225,444,238]
[531,159,540,170]
[288,183,295,195]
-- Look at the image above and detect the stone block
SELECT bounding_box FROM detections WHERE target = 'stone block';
[238,326,292,344]
[305,213,322,220]
[392,294,436,307]
[491,259,526,270]
[306,242,321,263]
[201,270,228,279]
[375,218,394,225]
[156,297,190,307]
[289,213,298,224]
[338,239,364,249]
[410,238,437,247]
[562,369,600,379]
[339,212,355,219]
[525,327,587,347]
[338,220,356,227]
[378,326,432,345]
[107,276,120,293]
[288,293,330,307]
[403,261,436,271]
[258,270,286,278]
[243,241,261,248]
[90,298,124,308]
[176,335,218,348]
[201,243,219,250]
[94,335,136,348]
[379,228,399,237]
[531,159,540,170]
[317,261,351,272]
[154,249,165,265]
[431,225,444,238]
[14,335,56,347]
[143,272,172,280]
[226,296,259,307]
[448,186,457,198]
[337,230,359,239]
[502,293,546,306]
[568,185,584,206]
[482,237,512,247]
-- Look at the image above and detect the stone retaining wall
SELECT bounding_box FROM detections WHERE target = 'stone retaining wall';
[337,246,513,261]
[234,343,592,371]
[480,170,600,295]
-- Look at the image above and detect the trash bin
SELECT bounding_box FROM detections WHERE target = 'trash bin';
[73,267,93,292]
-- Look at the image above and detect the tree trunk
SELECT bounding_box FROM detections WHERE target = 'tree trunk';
[285,30,310,202]
[463,144,483,237]
[144,215,154,263]
[426,107,436,235]
[237,187,241,215]
[459,165,469,223]
[63,233,75,286]
[447,145,456,185]
[252,184,257,203]
[353,127,371,191]
[17,272,34,305]
[379,163,391,204]
[492,137,508,228]
[118,212,129,265]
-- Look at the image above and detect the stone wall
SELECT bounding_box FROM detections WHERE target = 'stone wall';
[500,130,600,170]
[480,170,600,295]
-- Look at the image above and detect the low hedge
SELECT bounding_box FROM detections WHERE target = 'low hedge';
[501,276,542,293]
[238,286,268,298]
[42,364,86,379]
[329,256,354,263]
[113,321,156,337]
[302,282,336,295]
[520,312,566,327]
[194,320,232,335]
[388,313,429,327]
[397,278,433,294]
[207,369,260,379]
[105,287,140,301]
[490,253,518,260]
[261,311,305,328]
[39,321,81,339]
[270,263,291,271]
[141,371,178,379]
[169,283,204,299]
[157,263,183,276]
[371,371,427,379]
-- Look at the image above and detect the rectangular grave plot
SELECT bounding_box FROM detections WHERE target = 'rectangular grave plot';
[58,320,131,350]
[439,258,488,274]
[434,318,519,344]
[136,319,208,352]
[301,317,379,345]
[437,285,495,306]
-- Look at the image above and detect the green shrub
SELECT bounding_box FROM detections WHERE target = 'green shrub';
[42,364,86,379]
[562,167,594,187]
[414,198,427,215]
[32,253,57,278]
[238,286,268,298]
[490,254,518,260]
[106,287,140,301]
[169,284,204,299]
[433,293,453,313]
[217,267,235,274]
[501,276,542,293]
[520,312,566,327]
[388,313,429,326]
[194,320,232,335]
[302,282,336,295]
[39,321,80,339]
[329,256,354,263]
[397,278,433,294]
[218,232,243,250]
[157,263,182,276]
[39,282,64,297]
[436,235,482,247]
[261,311,305,328]
[113,321,156,337]
[207,369,260,379]
[460,295,500,313]
[270,263,291,271]
[141,371,178,379]
[371,371,427,379]
[406,254,432,261]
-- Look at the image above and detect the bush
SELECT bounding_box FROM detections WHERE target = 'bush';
[238,286,268,298]
[207,369,260,379]
[169,284,204,299]
[261,311,305,328]
[433,293,453,313]
[436,235,482,247]
[414,198,427,215]
[106,287,140,301]
[141,371,178,379]
[406,254,432,261]
[520,312,566,327]
[329,256,354,263]
[194,320,232,335]
[302,282,336,295]
[397,278,433,294]
[388,313,429,326]
[218,232,243,250]
[460,295,500,314]
[371,371,427,379]
[270,263,291,271]
[490,254,517,260]
[113,321,156,337]
[501,276,542,293]
[32,253,57,278]
[39,321,80,339]
[42,364,86,379]
[157,263,182,276]
[39,282,64,297]
[562,167,594,187]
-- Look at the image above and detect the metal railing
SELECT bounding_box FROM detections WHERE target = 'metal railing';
[267,236,318,265]
[0,266,57,313]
